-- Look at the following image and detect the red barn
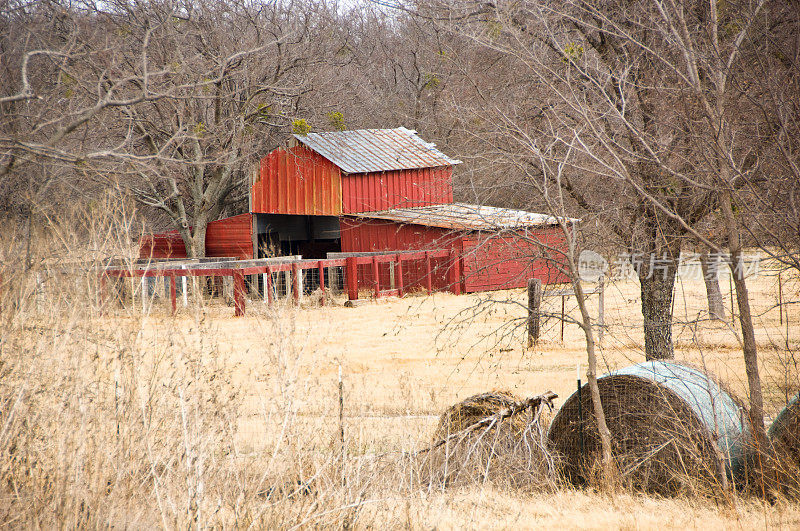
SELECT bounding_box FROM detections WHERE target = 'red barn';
[140,127,571,291]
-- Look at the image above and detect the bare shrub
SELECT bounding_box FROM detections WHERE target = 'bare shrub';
[412,391,559,493]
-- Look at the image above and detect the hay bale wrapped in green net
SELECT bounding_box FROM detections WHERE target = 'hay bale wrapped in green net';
[769,395,800,466]
[765,394,800,496]
[415,390,559,492]
[547,361,750,495]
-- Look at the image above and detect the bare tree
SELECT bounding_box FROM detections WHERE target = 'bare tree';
[102,0,348,257]
[0,1,166,213]
[1,0,353,257]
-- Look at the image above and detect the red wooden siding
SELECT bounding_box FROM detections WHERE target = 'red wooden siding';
[206,214,253,259]
[139,214,254,260]
[340,217,461,291]
[139,232,188,259]
[341,167,453,213]
[342,218,570,293]
[461,226,570,292]
[251,144,342,215]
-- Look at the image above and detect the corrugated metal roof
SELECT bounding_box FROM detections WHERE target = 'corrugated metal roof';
[346,202,577,231]
[293,127,461,174]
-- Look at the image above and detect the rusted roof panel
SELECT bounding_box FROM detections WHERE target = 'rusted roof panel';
[294,127,461,174]
[346,203,577,231]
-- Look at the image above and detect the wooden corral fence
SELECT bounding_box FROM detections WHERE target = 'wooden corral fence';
[100,249,460,317]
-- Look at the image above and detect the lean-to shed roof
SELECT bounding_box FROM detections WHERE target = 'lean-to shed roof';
[347,202,577,231]
[293,127,461,174]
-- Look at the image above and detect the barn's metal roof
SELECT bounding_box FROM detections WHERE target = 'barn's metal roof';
[293,127,461,174]
[347,202,577,231]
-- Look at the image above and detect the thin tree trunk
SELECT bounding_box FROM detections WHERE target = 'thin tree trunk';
[720,192,772,493]
[700,249,726,320]
[639,260,678,360]
[571,276,616,487]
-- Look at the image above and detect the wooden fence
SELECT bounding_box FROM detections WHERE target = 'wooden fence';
[100,249,460,317]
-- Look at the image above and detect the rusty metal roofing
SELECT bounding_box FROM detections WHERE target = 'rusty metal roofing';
[293,127,461,174]
[346,203,578,231]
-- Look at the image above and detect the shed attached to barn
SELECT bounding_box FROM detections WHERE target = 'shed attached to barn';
[140,127,572,292]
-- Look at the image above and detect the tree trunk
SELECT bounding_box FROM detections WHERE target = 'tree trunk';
[720,193,773,493]
[571,277,617,487]
[639,259,678,360]
[700,249,726,320]
[190,222,208,259]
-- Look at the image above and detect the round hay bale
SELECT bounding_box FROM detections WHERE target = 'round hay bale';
[418,391,558,491]
[547,361,749,495]
[434,391,527,439]
[769,396,800,456]
[769,395,800,467]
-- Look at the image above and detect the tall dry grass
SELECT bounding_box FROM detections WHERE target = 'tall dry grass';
[2,199,800,528]
[0,200,385,527]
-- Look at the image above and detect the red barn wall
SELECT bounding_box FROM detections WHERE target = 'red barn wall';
[340,217,462,291]
[251,145,342,215]
[461,226,570,292]
[341,218,570,293]
[139,232,187,259]
[139,214,254,260]
[341,167,453,213]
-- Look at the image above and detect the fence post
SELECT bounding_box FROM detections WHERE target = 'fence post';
[729,273,736,327]
[292,263,301,304]
[265,267,274,306]
[425,252,433,295]
[527,278,542,347]
[181,266,188,307]
[779,271,783,326]
[346,257,358,300]
[396,255,404,297]
[318,261,326,306]
[329,265,339,293]
[233,270,246,316]
[598,274,605,345]
[561,295,566,342]
[170,274,177,314]
[372,256,380,298]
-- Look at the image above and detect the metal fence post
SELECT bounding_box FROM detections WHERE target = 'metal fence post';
[318,261,326,306]
[181,266,188,307]
[425,252,433,295]
[372,256,380,298]
[396,255,404,297]
[598,274,605,345]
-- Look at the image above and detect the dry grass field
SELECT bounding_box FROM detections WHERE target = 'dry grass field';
[2,242,800,527]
